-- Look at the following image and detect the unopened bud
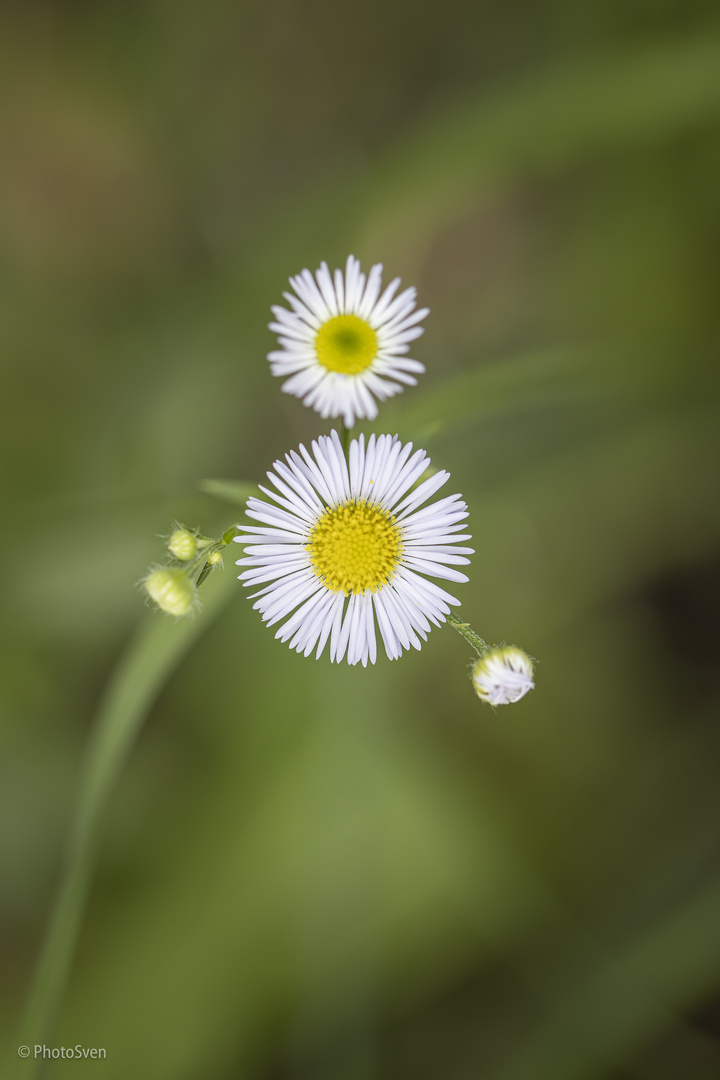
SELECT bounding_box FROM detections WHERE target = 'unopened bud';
[207,550,223,566]
[145,568,195,617]
[472,646,535,706]
[168,528,197,561]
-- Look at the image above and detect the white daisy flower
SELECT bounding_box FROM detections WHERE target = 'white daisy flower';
[268,255,428,427]
[234,430,472,666]
[472,647,535,706]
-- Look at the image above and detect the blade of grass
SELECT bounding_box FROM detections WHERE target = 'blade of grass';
[9,571,235,1079]
[379,346,604,443]
[492,873,720,1080]
[246,26,720,272]
[199,479,257,506]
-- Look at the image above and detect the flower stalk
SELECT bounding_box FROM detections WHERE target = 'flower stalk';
[446,612,489,656]
[447,614,535,706]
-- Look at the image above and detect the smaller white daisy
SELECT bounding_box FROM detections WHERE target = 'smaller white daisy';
[234,430,472,666]
[268,255,428,427]
[472,647,535,706]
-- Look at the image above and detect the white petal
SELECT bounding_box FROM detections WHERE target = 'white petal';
[237,430,473,664]
[268,257,427,423]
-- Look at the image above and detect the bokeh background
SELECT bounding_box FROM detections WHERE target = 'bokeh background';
[2,1,720,1077]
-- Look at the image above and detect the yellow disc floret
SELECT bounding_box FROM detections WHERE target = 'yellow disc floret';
[307,499,402,595]
[315,315,378,374]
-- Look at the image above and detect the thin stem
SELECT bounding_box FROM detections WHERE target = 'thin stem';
[191,532,238,591]
[446,612,489,656]
[10,573,234,1079]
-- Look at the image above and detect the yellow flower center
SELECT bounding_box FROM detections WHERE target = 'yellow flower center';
[315,315,378,375]
[307,500,402,595]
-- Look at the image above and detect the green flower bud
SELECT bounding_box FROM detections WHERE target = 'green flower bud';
[145,568,195,617]
[472,646,535,706]
[207,550,223,566]
[168,528,197,561]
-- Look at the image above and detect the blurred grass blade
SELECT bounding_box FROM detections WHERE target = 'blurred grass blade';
[494,874,720,1080]
[200,479,256,506]
[10,573,235,1079]
[253,28,720,265]
[381,346,604,442]
[363,29,720,248]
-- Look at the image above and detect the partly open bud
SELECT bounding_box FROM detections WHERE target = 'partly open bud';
[144,568,195,617]
[168,528,197,561]
[472,646,535,706]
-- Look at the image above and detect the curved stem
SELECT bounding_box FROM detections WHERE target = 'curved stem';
[10,573,234,1079]
[446,612,489,656]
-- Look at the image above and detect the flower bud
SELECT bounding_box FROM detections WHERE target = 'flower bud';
[207,550,223,567]
[168,528,197,561]
[144,568,195,617]
[472,646,535,706]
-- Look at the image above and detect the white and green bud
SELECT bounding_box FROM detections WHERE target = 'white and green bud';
[144,568,195,617]
[207,549,223,567]
[472,646,535,706]
[167,528,197,561]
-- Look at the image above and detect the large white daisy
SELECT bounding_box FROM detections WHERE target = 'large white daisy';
[268,255,428,428]
[234,430,472,666]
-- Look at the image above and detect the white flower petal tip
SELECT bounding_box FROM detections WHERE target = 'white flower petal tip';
[472,647,535,706]
[267,255,428,427]
[235,431,472,665]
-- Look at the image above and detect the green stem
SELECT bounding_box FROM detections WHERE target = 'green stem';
[446,612,489,656]
[191,531,239,591]
[10,572,234,1079]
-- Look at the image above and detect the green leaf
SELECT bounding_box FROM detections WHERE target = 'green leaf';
[200,479,256,506]
[381,345,605,442]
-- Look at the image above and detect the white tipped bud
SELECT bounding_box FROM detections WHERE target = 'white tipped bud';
[145,568,195,617]
[472,646,535,706]
[168,528,197,561]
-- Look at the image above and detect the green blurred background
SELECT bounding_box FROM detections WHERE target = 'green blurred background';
[2,1,720,1077]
